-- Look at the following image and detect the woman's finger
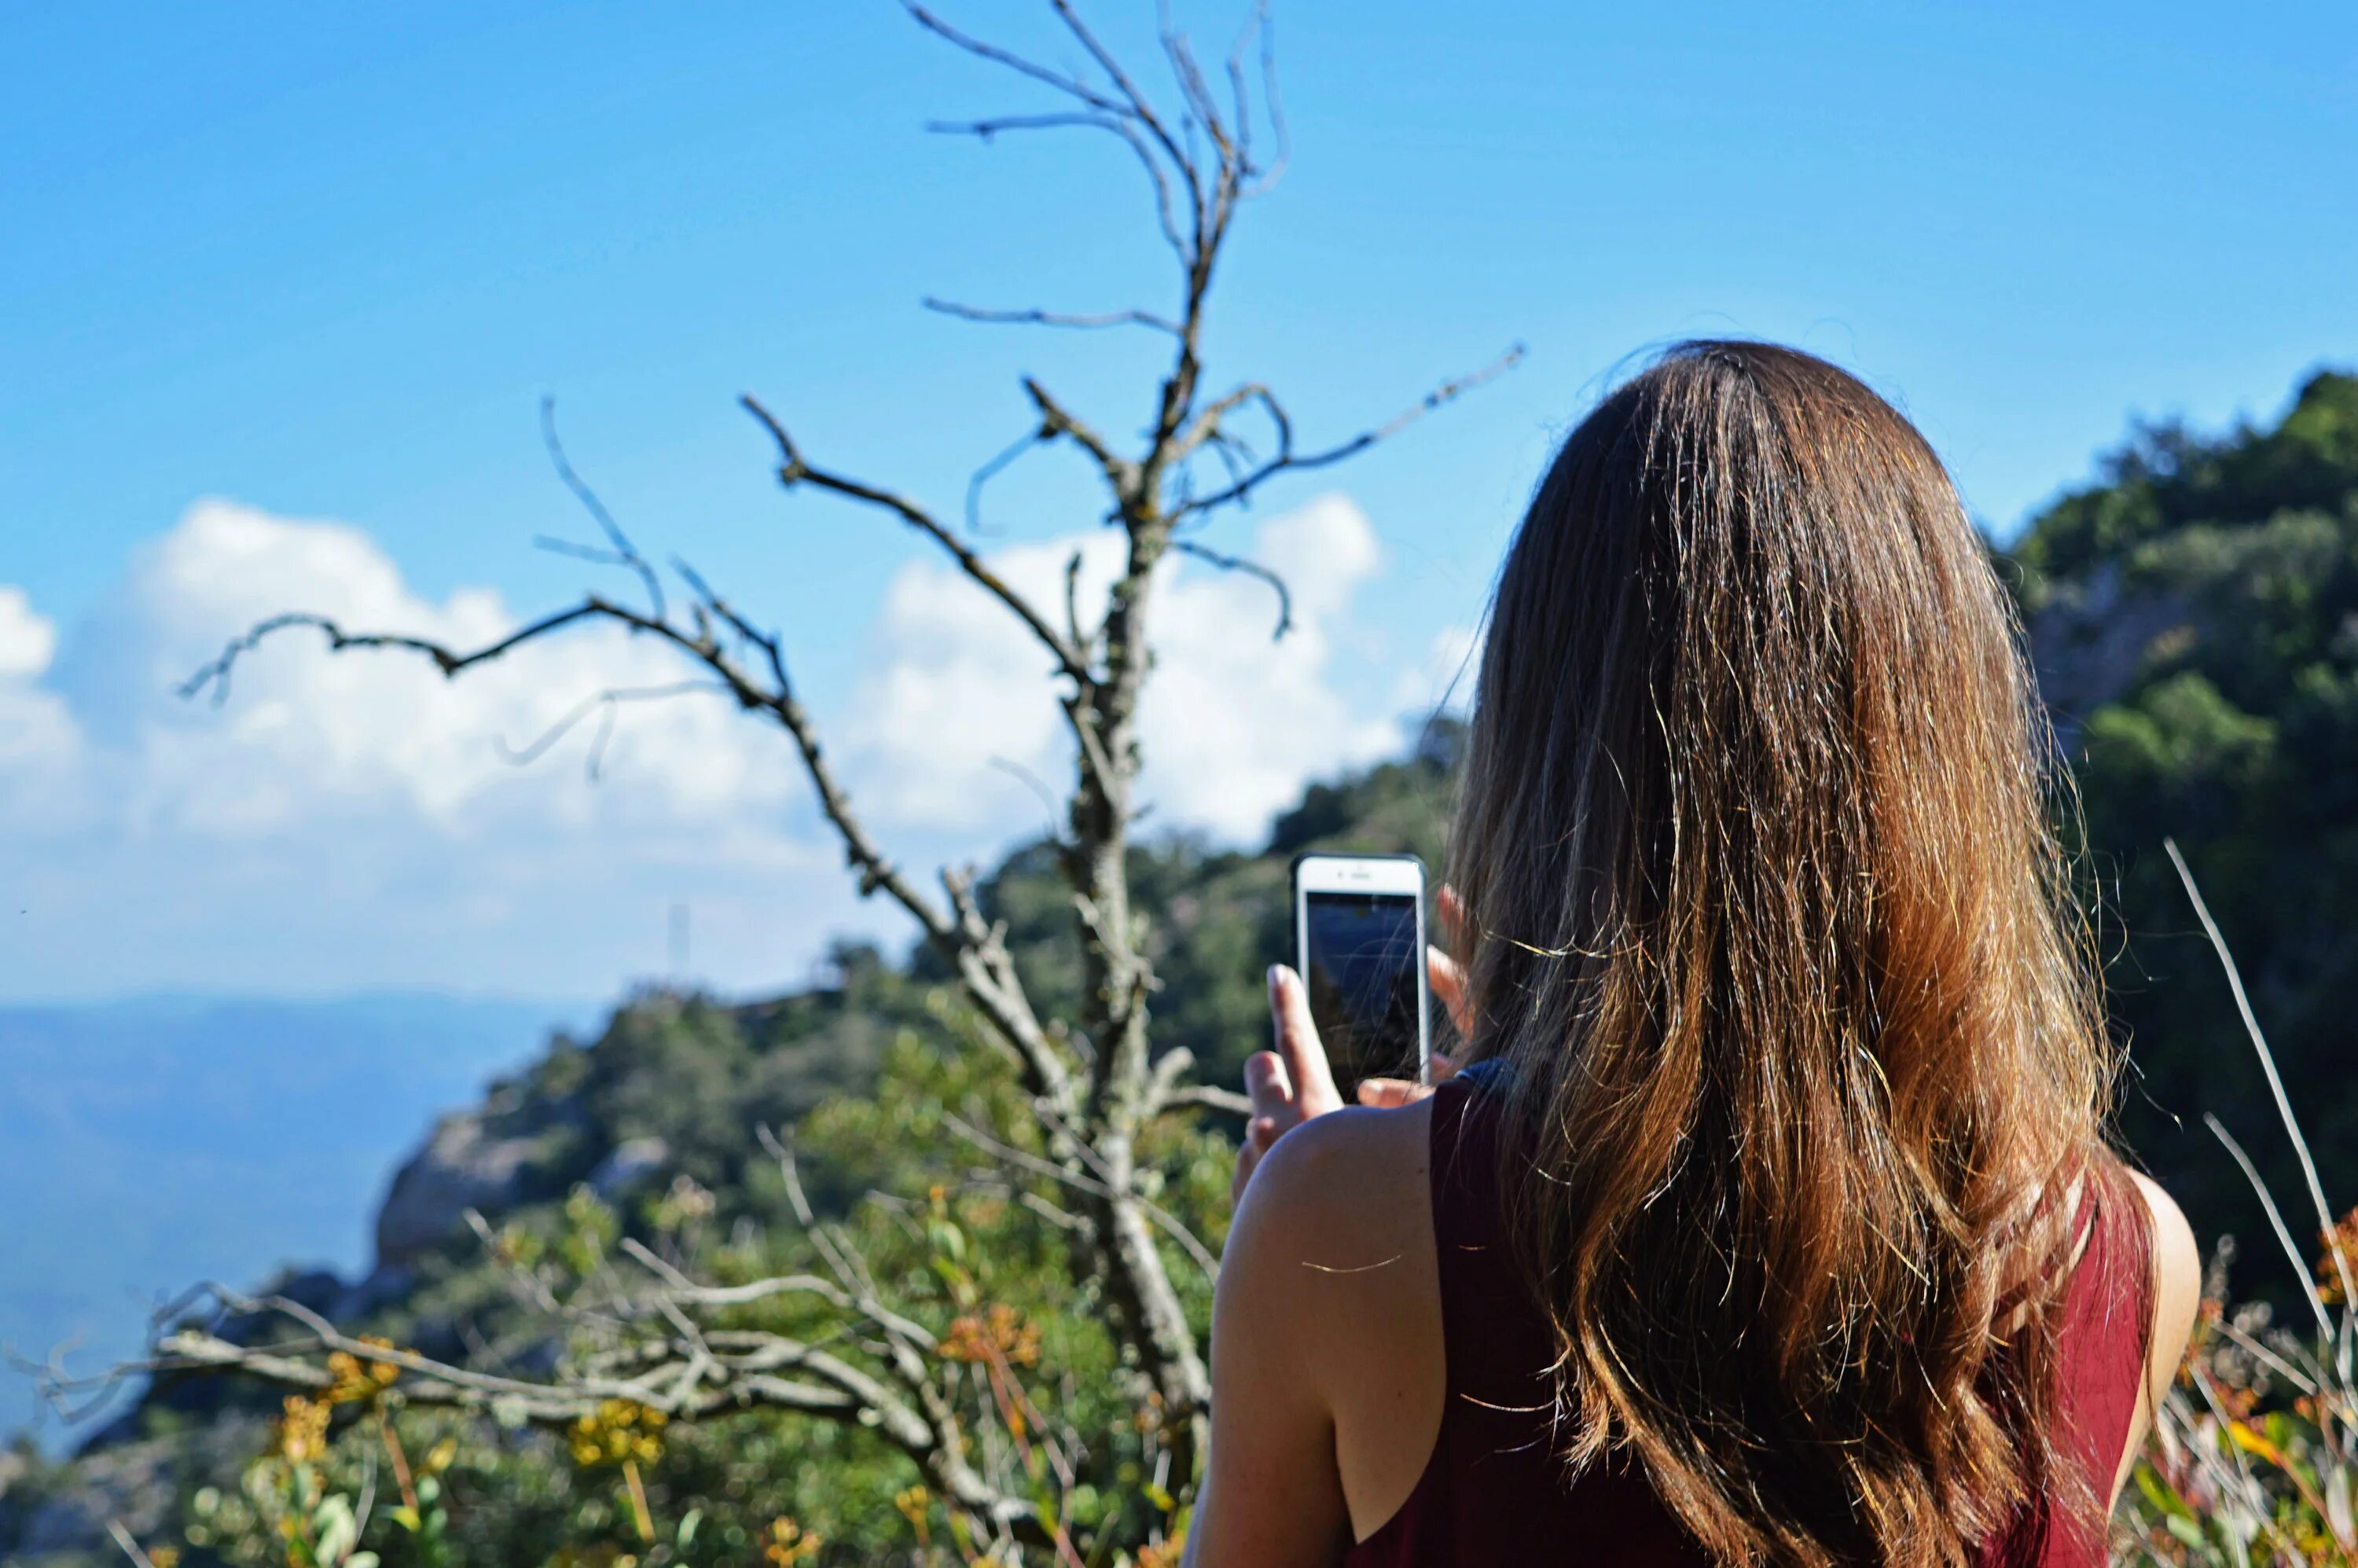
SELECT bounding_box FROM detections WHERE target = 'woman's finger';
[1232,1115,1288,1205]
[1355,1077,1436,1109]
[1269,964,1342,1118]
[1435,884,1466,947]
[1428,944,1471,1041]
[1242,1049,1295,1125]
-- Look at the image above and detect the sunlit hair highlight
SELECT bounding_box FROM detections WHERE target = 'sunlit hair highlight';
[1448,340,2121,1566]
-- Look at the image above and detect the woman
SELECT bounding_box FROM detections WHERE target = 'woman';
[1187,342,2200,1567]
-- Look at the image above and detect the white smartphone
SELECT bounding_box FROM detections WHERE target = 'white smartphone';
[1290,851,1431,1099]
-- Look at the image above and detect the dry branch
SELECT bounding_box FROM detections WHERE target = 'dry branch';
[153,3,1518,1548]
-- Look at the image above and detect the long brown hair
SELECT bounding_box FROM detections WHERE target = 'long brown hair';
[1449,341,2118,1566]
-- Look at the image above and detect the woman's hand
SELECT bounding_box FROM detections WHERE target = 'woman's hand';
[1232,964,1345,1206]
[1230,889,1475,1205]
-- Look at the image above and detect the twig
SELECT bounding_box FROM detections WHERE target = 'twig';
[2205,1114,2341,1349]
[926,297,1181,336]
[942,1111,1218,1279]
[1175,344,1526,519]
[2167,838,2356,1371]
[1170,538,1291,638]
[493,679,729,781]
[106,1522,156,1568]
[966,423,1046,536]
[542,396,664,621]
[1163,1084,1252,1116]
[740,393,1084,678]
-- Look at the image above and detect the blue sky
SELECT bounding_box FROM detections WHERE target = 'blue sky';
[3,0,2353,1004]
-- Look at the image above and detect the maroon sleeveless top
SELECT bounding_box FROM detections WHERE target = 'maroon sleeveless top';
[1343,1074,2152,1566]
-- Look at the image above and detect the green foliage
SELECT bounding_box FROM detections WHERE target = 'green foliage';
[2009,368,2358,1272]
[136,1011,1236,1565]
[75,736,1454,1565]
[2014,372,2358,587]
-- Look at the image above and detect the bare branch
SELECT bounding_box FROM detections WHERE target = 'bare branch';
[1172,380,1289,465]
[127,1292,1047,1546]
[902,4,1134,122]
[924,296,1182,336]
[1046,0,1205,232]
[542,396,664,620]
[990,756,1070,846]
[178,604,610,708]
[966,423,1047,536]
[907,2,1199,263]
[190,579,1073,1120]
[927,111,1117,138]
[177,595,965,956]
[740,393,1084,678]
[942,1112,1217,1280]
[928,111,1189,261]
[1139,1047,1198,1120]
[1175,343,1526,520]
[1063,549,1097,664]
[1165,1083,1253,1117]
[1022,376,1139,503]
[1170,538,1291,639]
[107,1521,158,1568]
[1234,0,1287,197]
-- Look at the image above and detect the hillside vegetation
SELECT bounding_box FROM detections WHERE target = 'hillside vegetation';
[2012,367,2358,1259]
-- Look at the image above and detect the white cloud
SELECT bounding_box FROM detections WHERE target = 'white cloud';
[95,500,801,840]
[0,586,82,827]
[846,494,1400,842]
[0,492,1441,1000]
[0,586,58,678]
[0,501,867,1001]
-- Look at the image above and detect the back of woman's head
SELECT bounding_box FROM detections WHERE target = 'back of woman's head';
[1449,340,2114,1566]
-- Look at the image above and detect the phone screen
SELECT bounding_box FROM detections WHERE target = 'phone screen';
[1301,890,1423,1095]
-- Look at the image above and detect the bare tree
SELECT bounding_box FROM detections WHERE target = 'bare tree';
[129,1,1515,1553]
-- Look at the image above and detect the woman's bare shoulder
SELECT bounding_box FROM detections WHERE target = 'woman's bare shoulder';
[1237,1100,1434,1257]
[2103,1167,2202,1498]
[1222,1098,1445,1526]
[2127,1170,2202,1364]
[1222,1098,1438,1363]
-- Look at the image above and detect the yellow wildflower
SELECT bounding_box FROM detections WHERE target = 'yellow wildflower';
[325,1335,402,1404]
[2317,1206,2358,1305]
[272,1395,331,1465]
[567,1399,667,1469]
[762,1515,822,1566]
[937,1302,1041,1368]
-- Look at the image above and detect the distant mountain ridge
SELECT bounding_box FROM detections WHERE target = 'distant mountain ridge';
[0,992,590,1445]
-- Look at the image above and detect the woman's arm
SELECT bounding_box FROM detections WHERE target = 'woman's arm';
[1188,947,1466,1565]
[1186,1122,1358,1566]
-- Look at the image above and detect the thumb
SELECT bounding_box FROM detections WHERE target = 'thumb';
[1269,964,1342,1117]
